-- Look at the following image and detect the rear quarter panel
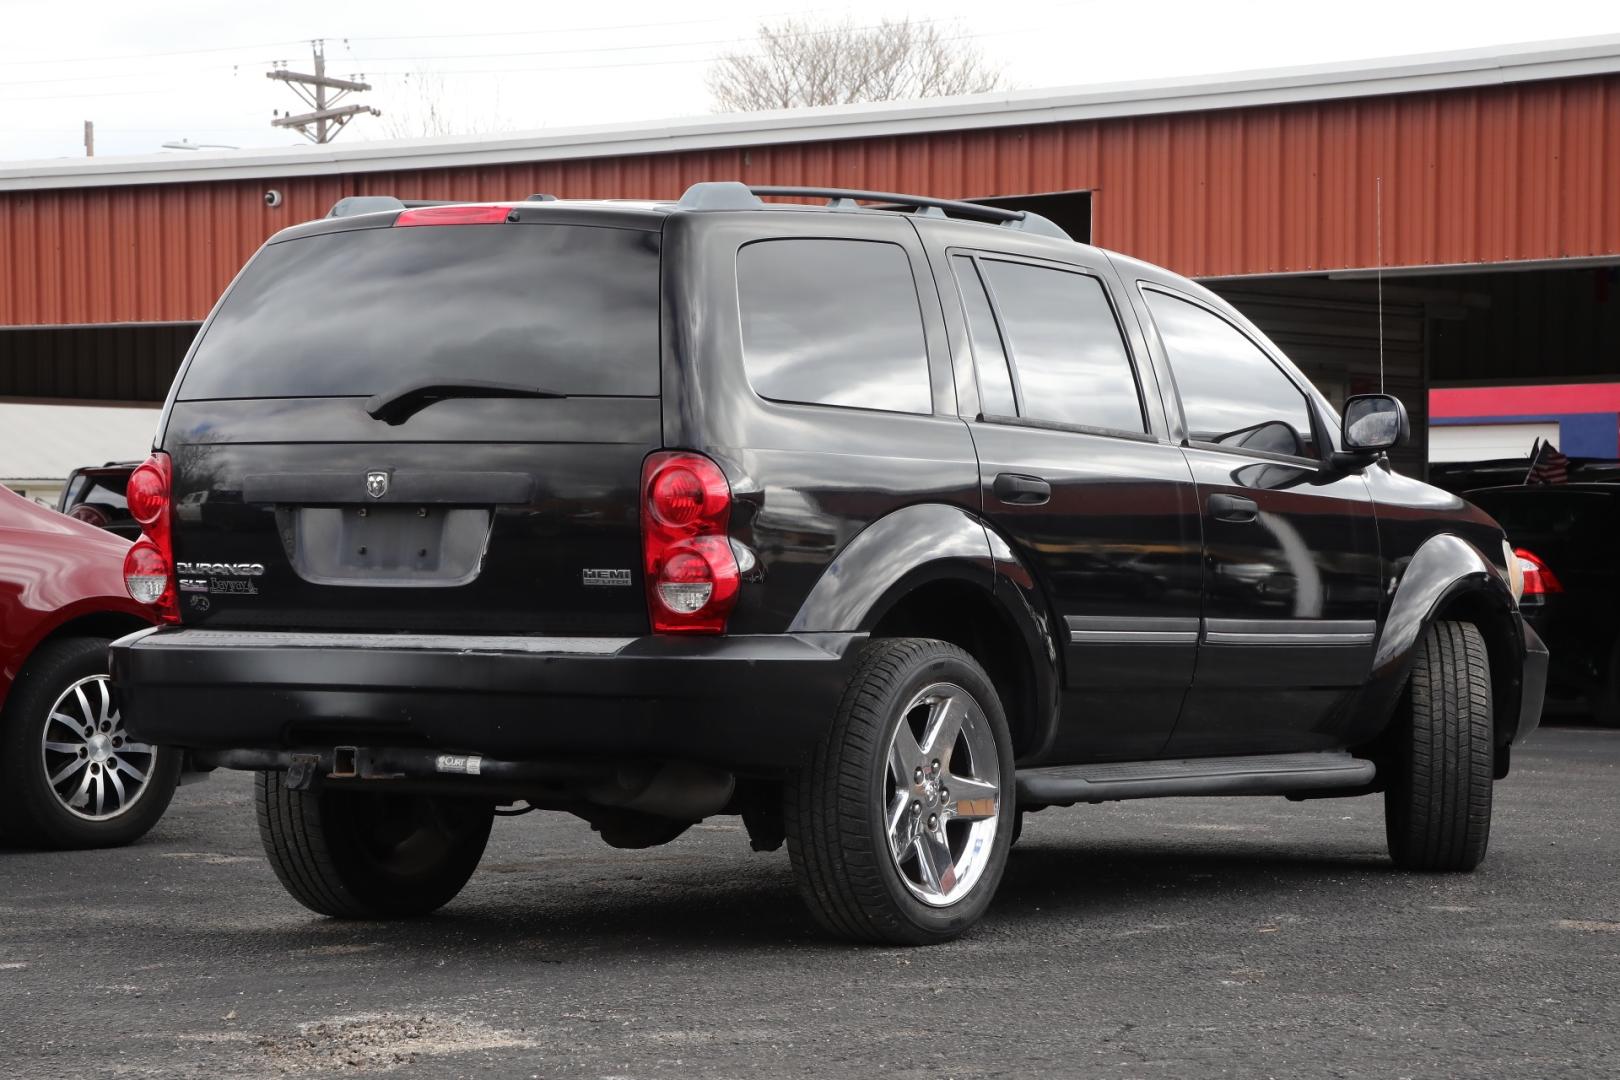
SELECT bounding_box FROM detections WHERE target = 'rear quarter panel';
[661,211,983,635]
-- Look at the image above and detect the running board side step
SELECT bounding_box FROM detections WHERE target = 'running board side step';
[1016,752,1376,807]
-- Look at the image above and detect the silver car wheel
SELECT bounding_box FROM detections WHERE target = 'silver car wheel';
[40,675,157,822]
[884,681,1002,907]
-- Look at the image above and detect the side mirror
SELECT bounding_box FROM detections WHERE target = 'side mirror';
[1341,394,1409,453]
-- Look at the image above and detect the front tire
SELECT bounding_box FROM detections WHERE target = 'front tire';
[255,770,493,918]
[785,638,1015,945]
[0,636,180,849]
[1385,620,1494,871]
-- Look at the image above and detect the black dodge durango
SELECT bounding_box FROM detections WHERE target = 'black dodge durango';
[111,184,1547,944]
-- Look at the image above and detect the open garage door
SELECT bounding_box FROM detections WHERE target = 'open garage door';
[1429,422,1558,463]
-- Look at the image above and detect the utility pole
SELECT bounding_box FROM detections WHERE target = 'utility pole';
[267,39,380,144]
[83,120,94,157]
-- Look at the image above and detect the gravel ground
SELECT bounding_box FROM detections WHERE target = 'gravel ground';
[1,724,1616,1079]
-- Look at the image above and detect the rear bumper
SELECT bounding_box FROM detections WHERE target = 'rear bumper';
[1515,618,1549,743]
[110,627,864,773]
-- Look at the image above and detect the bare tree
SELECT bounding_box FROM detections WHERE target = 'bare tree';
[708,17,1006,112]
[381,69,512,139]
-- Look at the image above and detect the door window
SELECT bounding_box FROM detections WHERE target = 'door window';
[737,238,932,415]
[978,259,1145,434]
[1144,290,1317,458]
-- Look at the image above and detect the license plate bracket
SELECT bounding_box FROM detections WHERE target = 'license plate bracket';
[277,505,492,587]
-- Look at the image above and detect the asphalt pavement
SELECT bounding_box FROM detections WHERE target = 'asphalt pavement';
[2,724,1616,1079]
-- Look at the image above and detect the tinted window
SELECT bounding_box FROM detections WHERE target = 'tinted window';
[950,256,1016,417]
[738,239,931,415]
[979,260,1144,433]
[179,224,661,400]
[1145,290,1316,458]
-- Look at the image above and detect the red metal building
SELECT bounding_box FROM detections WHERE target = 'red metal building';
[3,37,1619,487]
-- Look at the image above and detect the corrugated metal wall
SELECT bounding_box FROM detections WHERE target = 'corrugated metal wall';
[3,74,1619,327]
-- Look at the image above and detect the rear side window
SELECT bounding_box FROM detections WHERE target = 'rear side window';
[737,239,932,415]
[1144,289,1317,459]
[977,259,1145,434]
[178,223,661,400]
[950,256,1017,418]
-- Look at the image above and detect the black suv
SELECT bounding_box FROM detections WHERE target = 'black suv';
[111,184,1547,944]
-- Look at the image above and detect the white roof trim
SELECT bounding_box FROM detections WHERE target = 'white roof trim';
[4,35,1619,192]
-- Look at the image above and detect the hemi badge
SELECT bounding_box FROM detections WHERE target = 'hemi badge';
[582,568,632,587]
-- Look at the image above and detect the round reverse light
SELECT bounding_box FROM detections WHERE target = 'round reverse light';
[655,551,714,613]
[123,541,172,606]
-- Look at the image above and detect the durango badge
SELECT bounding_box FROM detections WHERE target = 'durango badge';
[365,470,390,499]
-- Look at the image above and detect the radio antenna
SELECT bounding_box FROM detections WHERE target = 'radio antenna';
[1375,175,1385,395]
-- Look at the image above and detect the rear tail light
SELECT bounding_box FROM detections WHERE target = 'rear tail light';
[640,452,739,634]
[1514,547,1563,599]
[393,204,515,227]
[122,452,179,623]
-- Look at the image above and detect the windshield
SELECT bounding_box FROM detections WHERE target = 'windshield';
[178,223,661,400]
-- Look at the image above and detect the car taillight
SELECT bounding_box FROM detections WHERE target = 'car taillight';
[641,452,738,634]
[122,452,179,623]
[1515,547,1563,599]
[393,204,515,227]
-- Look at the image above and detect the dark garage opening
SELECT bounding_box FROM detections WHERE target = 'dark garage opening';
[975,191,1092,244]
[0,322,199,403]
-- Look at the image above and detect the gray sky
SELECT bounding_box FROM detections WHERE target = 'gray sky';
[2,0,1615,161]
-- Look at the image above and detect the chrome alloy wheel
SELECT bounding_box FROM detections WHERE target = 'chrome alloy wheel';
[40,675,158,822]
[884,681,1002,907]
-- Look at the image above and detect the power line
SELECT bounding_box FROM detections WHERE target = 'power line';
[0,21,943,89]
[0,17,1052,104]
[0,8,1046,90]
[0,3,879,68]
[0,37,303,67]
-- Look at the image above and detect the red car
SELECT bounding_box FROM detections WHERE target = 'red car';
[0,485,177,848]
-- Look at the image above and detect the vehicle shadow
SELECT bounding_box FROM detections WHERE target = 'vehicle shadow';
[177,835,1400,958]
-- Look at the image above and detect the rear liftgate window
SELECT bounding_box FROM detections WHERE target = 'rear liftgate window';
[737,238,932,415]
[177,223,661,400]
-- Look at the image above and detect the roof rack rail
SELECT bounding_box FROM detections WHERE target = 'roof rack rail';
[674,182,1069,240]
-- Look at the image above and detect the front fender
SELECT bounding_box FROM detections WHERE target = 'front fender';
[1343,532,1522,746]
[788,503,1062,760]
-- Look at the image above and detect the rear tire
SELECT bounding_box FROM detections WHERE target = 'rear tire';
[0,637,179,850]
[784,638,1015,945]
[1385,620,1494,872]
[255,770,493,918]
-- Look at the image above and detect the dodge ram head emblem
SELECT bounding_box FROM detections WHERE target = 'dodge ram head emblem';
[365,471,389,499]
